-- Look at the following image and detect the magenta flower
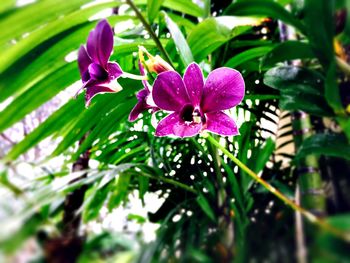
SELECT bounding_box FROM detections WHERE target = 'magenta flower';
[129,61,159,121]
[152,63,245,137]
[77,19,123,106]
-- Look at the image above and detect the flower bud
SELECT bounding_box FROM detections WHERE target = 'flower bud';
[138,46,174,74]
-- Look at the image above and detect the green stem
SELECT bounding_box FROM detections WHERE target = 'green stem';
[291,111,326,216]
[206,134,350,242]
[125,0,174,67]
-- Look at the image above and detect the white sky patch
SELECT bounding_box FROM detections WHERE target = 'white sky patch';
[16,0,36,7]
[81,0,114,9]
[65,50,78,63]
[89,8,113,21]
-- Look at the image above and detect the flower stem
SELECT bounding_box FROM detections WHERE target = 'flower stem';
[206,134,350,242]
[121,72,148,80]
[125,0,174,67]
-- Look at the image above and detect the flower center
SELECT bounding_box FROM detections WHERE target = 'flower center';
[180,104,203,124]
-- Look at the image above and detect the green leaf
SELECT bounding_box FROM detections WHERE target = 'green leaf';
[163,12,193,67]
[163,0,204,18]
[83,182,112,222]
[5,96,84,161]
[262,41,315,67]
[0,0,87,48]
[303,0,334,67]
[325,61,344,113]
[196,194,216,222]
[251,138,275,174]
[264,66,333,116]
[225,46,274,68]
[0,1,116,73]
[147,0,165,23]
[224,0,306,34]
[108,173,132,210]
[188,17,250,61]
[295,133,350,161]
[0,62,78,133]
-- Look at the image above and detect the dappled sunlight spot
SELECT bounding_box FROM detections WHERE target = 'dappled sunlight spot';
[172,214,181,222]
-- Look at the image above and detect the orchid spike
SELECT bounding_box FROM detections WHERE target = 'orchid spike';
[129,61,159,121]
[77,19,123,106]
[152,63,245,137]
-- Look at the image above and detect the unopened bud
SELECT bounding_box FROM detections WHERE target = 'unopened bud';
[139,46,174,74]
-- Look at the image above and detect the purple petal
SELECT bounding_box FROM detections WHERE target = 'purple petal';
[88,63,108,80]
[78,45,92,81]
[201,67,245,113]
[152,71,190,111]
[129,99,152,122]
[107,62,123,80]
[205,111,239,136]
[86,19,113,68]
[183,63,204,106]
[85,85,117,106]
[155,113,202,138]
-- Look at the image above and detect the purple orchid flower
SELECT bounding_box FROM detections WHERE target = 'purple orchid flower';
[128,61,160,122]
[77,19,123,106]
[152,63,245,137]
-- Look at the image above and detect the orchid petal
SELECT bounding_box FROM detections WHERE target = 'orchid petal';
[156,113,202,138]
[78,45,92,81]
[87,19,113,68]
[88,63,108,80]
[201,67,245,112]
[129,99,152,122]
[107,62,123,80]
[183,63,204,106]
[205,111,239,136]
[85,85,118,106]
[152,71,190,111]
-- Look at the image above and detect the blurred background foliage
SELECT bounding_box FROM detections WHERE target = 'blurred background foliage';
[1,0,350,262]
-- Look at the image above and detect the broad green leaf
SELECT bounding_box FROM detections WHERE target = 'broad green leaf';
[5,96,84,161]
[0,0,15,14]
[264,66,333,116]
[0,62,78,133]
[264,66,324,96]
[224,0,306,34]
[295,133,350,161]
[303,0,334,67]
[0,15,135,104]
[163,0,204,18]
[147,0,165,23]
[163,12,193,67]
[225,46,274,68]
[262,41,315,67]
[188,17,251,61]
[0,0,87,48]
[0,1,116,73]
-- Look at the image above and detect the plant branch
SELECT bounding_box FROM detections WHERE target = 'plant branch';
[206,134,350,242]
[126,0,173,67]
